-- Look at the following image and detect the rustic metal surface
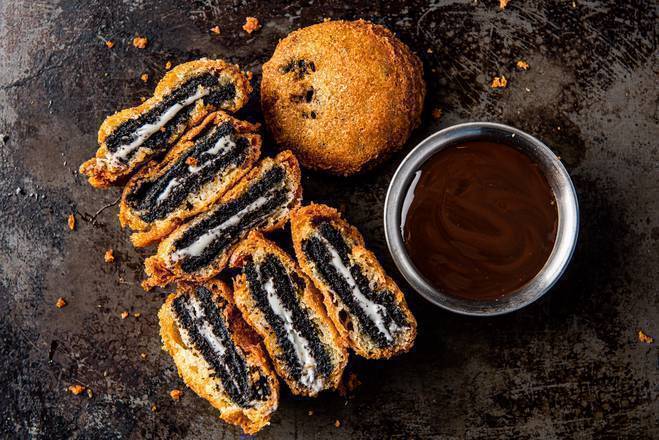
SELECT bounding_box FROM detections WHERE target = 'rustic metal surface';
[1,1,656,438]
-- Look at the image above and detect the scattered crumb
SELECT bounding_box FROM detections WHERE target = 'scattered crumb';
[86,388,93,398]
[185,156,199,167]
[140,97,147,102]
[516,60,529,70]
[242,17,261,34]
[170,389,183,401]
[104,249,115,263]
[491,75,508,88]
[335,420,341,428]
[499,0,509,9]
[132,36,148,49]
[638,330,654,344]
[151,403,158,412]
[165,61,172,70]
[426,48,433,54]
[105,40,114,49]
[140,353,147,359]
[210,26,221,35]
[68,384,85,395]
[431,108,443,120]
[140,73,149,83]
[308,410,314,416]
[120,311,129,319]
[67,213,76,231]
[133,312,141,318]
[56,297,67,309]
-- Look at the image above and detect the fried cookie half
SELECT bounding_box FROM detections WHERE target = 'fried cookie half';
[230,231,348,396]
[80,59,252,188]
[261,20,425,175]
[291,204,417,359]
[119,112,261,248]
[159,279,279,434]
[143,151,302,289]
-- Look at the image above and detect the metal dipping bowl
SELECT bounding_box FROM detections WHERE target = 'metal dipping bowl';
[384,122,579,316]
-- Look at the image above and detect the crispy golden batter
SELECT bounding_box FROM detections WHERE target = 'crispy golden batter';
[261,19,425,175]
[80,59,252,188]
[290,204,417,359]
[119,111,262,248]
[142,151,302,290]
[230,231,348,396]
[159,279,279,434]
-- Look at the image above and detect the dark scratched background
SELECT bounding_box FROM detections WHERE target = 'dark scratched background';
[0,0,657,438]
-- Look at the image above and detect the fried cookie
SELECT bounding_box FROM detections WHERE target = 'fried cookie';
[81,59,252,187]
[119,111,261,248]
[291,204,417,359]
[143,151,302,289]
[261,20,425,175]
[230,231,348,396]
[159,279,279,434]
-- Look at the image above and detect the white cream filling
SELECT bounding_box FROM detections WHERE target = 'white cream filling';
[263,277,323,393]
[155,134,235,204]
[318,235,400,343]
[108,86,208,166]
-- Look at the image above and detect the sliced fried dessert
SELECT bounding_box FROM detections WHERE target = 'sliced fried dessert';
[80,59,252,188]
[159,279,279,434]
[119,112,261,248]
[143,151,302,289]
[230,231,348,396]
[291,204,417,359]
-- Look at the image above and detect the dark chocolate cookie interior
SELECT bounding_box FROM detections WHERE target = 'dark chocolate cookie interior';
[172,287,271,407]
[301,221,409,348]
[243,253,333,387]
[173,164,292,273]
[125,121,252,222]
[105,72,237,164]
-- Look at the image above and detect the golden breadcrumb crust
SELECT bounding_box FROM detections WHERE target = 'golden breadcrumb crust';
[230,231,348,396]
[261,19,425,175]
[119,111,262,248]
[158,279,279,434]
[80,59,252,188]
[290,203,417,359]
[142,151,302,290]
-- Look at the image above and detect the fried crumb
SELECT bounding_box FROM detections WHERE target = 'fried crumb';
[56,297,67,308]
[170,389,183,401]
[308,410,314,416]
[140,352,147,359]
[86,388,93,398]
[133,312,141,318]
[426,48,433,54]
[431,108,443,120]
[105,40,114,49]
[140,97,147,102]
[516,60,529,70]
[335,420,341,428]
[140,73,149,83]
[210,26,221,35]
[68,384,85,395]
[132,36,148,49]
[499,0,509,9]
[104,249,115,263]
[67,213,76,231]
[639,330,654,344]
[185,156,199,167]
[242,17,261,34]
[165,61,172,70]
[491,75,508,88]
[120,311,129,319]
[151,403,158,412]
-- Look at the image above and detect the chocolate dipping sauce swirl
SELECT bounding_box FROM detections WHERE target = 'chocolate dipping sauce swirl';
[401,141,558,300]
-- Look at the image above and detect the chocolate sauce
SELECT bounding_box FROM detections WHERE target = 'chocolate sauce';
[401,141,558,300]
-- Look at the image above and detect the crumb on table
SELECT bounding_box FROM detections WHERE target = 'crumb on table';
[491,75,508,88]
[500,0,510,9]
[104,249,115,263]
[151,403,158,412]
[105,40,114,49]
[638,330,654,344]
[170,389,183,401]
[210,26,221,35]
[140,73,149,83]
[308,410,314,416]
[56,297,67,308]
[133,312,141,318]
[185,156,198,167]
[67,213,76,231]
[335,420,341,428]
[165,61,172,70]
[132,36,148,49]
[431,108,443,120]
[516,60,529,70]
[68,384,85,395]
[242,17,261,34]
[120,311,129,319]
